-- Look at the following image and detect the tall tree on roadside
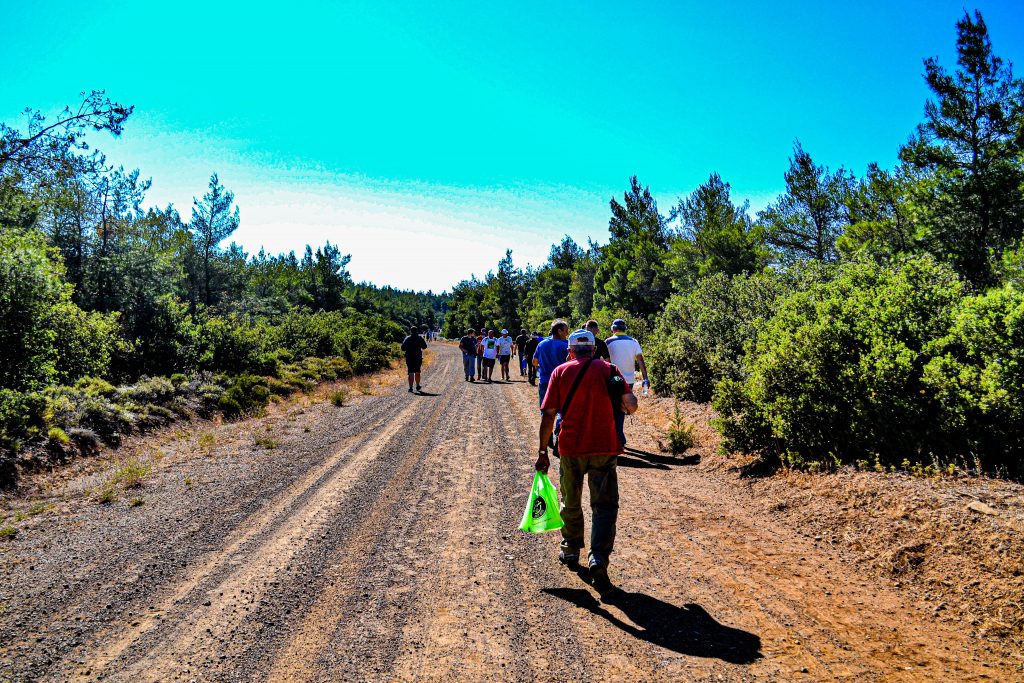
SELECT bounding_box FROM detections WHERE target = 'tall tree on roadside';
[667,172,767,288]
[593,176,671,319]
[900,10,1024,287]
[837,163,924,261]
[187,173,239,308]
[758,141,852,265]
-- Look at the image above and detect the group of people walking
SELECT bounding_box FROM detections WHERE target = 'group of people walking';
[411,318,650,593]
[457,328,538,383]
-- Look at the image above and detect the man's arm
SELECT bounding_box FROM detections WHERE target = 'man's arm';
[622,393,638,415]
[636,352,648,383]
[536,408,558,472]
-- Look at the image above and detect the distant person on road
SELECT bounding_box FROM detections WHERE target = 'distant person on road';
[515,328,530,377]
[497,328,514,381]
[459,329,478,382]
[536,329,637,593]
[480,329,499,382]
[606,319,648,446]
[401,326,428,393]
[585,320,610,361]
[523,332,541,385]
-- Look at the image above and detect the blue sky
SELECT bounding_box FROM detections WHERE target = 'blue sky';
[3,1,1023,291]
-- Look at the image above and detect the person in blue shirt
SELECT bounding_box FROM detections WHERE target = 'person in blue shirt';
[534,319,570,407]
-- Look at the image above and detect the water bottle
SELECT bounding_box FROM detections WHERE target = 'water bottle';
[642,379,650,397]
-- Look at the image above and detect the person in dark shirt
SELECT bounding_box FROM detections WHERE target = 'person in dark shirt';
[523,333,541,385]
[458,329,478,382]
[515,329,530,377]
[400,326,428,393]
[586,320,610,361]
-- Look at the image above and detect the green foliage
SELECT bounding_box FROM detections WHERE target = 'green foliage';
[647,271,793,402]
[253,433,278,449]
[666,402,696,454]
[667,173,768,288]
[758,141,853,265]
[47,427,69,445]
[329,389,347,407]
[921,285,1024,470]
[713,256,972,469]
[112,458,151,488]
[899,10,1024,287]
[593,176,672,320]
[0,390,47,453]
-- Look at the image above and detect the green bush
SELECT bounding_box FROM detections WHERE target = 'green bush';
[647,272,793,402]
[922,285,1024,473]
[0,390,47,452]
[47,426,70,445]
[714,256,965,469]
[218,374,271,417]
[0,230,123,392]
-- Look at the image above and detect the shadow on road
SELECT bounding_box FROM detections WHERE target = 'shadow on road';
[624,447,701,467]
[617,454,671,470]
[543,586,762,665]
[416,391,440,397]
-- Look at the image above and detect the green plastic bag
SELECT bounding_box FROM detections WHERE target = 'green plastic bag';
[519,471,564,533]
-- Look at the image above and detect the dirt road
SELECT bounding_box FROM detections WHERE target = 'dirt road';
[0,343,1014,681]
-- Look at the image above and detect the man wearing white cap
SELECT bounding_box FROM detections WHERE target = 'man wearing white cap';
[536,329,638,593]
[496,328,514,381]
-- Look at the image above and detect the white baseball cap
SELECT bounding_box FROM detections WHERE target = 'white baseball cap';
[568,329,595,347]
[501,328,508,334]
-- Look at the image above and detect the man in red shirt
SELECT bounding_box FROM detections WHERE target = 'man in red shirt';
[536,329,638,592]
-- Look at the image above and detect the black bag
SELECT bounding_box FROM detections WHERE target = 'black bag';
[607,363,626,413]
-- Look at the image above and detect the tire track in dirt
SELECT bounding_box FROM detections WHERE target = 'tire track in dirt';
[261,354,467,681]
[66,354,458,681]
[385,377,591,682]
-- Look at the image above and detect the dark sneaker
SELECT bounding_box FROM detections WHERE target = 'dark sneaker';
[589,561,613,593]
[416,385,422,392]
[408,386,413,393]
[559,551,579,566]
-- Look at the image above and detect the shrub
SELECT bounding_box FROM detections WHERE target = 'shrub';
[112,458,151,488]
[218,374,271,417]
[169,373,188,386]
[0,390,47,453]
[74,377,117,397]
[666,402,696,454]
[647,272,793,402]
[96,485,116,504]
[922,285,1024,474]
[47,427,70,445]
[0,524,17,539]
[197,431,216,455]
[714,256,965,469]
[329,389,347,407]
[253,434,278,449]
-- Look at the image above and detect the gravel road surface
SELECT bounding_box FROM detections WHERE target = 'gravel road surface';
[0,343,1012,681]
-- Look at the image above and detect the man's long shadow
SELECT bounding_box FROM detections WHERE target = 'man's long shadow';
[543,583,761,665]
[617,454,671,470]
[624,447,700,467]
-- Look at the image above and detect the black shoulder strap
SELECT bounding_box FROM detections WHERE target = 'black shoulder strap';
[560,358,595,417]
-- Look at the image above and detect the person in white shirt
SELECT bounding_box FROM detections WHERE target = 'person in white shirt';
[605,318,648,447]
[480,330,499,383]
[496,329,514,381]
